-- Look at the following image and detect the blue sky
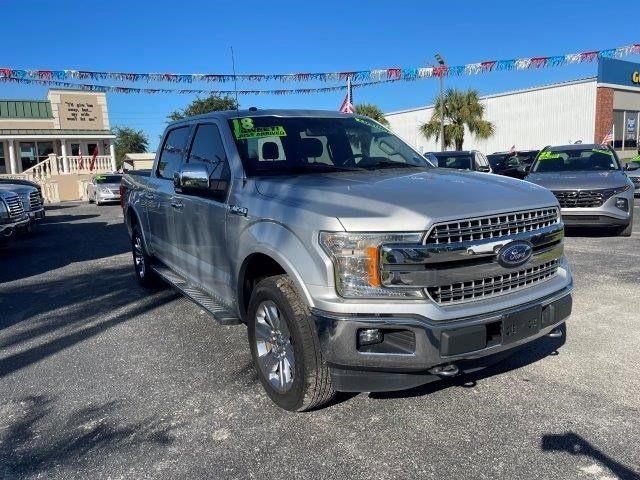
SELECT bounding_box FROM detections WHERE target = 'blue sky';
[1,0,639,150]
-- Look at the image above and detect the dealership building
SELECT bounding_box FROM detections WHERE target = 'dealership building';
[385,58,640,158]
[0,89,116,175]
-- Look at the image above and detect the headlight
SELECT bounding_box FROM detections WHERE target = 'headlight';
[603,185,630,198]
[319,231,425,298]
[0,200,8,220]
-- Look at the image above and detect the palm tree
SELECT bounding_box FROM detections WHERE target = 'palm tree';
[420,88,494,150]
[354,103,389,126]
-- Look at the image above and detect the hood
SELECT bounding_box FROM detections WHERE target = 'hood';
[254,169,557,231]
[525,170,629,191]
[0,184,34,195]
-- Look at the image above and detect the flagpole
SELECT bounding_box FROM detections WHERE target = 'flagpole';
[347,77,352,106]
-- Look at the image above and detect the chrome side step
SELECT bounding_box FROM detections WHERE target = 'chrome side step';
[151,265,241,325]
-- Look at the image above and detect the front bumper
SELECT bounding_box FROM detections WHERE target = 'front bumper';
[0,215,30,242]
[559,191,634,227]
[96,191,121,202]
[27,207,45,222]
[313,285,572,392]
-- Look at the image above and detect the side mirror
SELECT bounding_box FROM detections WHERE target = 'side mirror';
[624,162,640,171]
[523,165,532,173]
[174,162,210,194]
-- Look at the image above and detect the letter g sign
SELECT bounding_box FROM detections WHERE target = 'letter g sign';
[633,71,640,84]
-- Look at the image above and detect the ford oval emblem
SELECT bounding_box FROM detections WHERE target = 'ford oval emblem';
[498,241,533,268]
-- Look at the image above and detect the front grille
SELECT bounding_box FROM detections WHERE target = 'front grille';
[427,260,559,305]
[4,195,25,218]
[29,190,43,209]
[426,208,559,245]
[553,190,604,208]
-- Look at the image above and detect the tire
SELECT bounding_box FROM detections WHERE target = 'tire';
[131,224,159,288]
[618,210,633,237]
[247,275,335,411]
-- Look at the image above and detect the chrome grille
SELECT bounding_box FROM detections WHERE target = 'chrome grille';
[4,194,25,218]
[426,208,559,245]
[427,260,559,305]
[553,190,604,208]
[29,190,43,209]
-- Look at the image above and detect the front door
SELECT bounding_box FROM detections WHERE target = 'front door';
[145,125,191,268]
[173,122,233,302]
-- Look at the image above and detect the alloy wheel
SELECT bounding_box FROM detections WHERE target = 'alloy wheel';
[254,300,295,393]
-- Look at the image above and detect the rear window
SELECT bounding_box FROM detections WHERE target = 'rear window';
[435,155,473,170]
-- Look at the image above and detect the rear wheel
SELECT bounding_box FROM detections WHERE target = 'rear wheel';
[131,224,159,288]
[248,275,335,411]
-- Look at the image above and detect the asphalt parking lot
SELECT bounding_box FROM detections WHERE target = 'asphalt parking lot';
[1,201,639,480]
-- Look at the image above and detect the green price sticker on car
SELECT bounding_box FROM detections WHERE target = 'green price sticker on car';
[232,118,287,140]
[538,151,561,160]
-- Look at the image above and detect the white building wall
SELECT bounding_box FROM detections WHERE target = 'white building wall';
[385,79,598,154]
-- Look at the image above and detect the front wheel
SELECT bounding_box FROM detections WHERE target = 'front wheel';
[247,275,335,411]
[618,210,634,237]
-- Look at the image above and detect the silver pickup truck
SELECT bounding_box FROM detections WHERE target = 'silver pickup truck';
[0,189,30,246]
[121,110,573,411]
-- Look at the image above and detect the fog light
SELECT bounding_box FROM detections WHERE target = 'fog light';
[615,197,628,211]
[358,328,383,346]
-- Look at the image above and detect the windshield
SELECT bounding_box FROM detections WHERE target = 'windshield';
[228,116,434,176]
[433,154,473,170]
[487,154,508,168]
[94,175,122,184]
[532,148,621,173]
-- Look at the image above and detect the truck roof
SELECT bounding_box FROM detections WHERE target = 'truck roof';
[167,109,357,127]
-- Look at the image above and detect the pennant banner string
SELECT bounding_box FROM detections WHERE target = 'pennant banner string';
[0,75,402,95]
[0,44,637,84]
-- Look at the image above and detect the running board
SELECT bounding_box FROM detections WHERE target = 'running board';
[151,265,241,325]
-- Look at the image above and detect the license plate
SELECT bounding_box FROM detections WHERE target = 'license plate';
[502,305,542,345]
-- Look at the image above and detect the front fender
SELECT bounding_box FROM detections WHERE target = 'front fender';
[235,220,331,309]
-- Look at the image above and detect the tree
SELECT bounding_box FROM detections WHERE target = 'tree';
[354,103,389,126]
[168,94,238,121]
[113,126,148,168]
[420,88,494,150]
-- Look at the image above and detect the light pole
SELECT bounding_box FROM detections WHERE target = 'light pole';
[435,53,445,152]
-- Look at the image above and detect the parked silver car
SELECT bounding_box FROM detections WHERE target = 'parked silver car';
[0,183,44,225]
[624,161,640,196]
[525,144,635,236]
[122,110,572,411]
[87,174,123,205]
[0,189,29,246]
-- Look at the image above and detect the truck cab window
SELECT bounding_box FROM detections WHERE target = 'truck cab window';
[188,123,230,201]
[157,126,190,179]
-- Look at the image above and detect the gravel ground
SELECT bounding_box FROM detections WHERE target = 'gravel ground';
[1,201,639,480]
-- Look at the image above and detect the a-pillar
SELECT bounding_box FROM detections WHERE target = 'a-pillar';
[109,140,117,172]
[8,139,18,174]
[61,140,69,173]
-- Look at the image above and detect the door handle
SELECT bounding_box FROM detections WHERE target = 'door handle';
[171,201,183,210]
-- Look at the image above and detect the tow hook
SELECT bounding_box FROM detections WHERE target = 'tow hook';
[430,364,460,377]
[547,327,563,338]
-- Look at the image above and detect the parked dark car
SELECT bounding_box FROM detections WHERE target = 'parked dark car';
[429,150,491,172]
[488,150,540,179]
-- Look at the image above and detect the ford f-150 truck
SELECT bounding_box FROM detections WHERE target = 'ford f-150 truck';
[121,110,573,411]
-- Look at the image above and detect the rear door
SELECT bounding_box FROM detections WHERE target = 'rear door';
[173,122,233,300]
[146,125,191,267]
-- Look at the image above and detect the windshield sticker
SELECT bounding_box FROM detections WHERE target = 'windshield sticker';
[538,151,561,160]
[354,117,390,133]
[592,149,612,156]
[232,118,287,140]
[95,175,106,180]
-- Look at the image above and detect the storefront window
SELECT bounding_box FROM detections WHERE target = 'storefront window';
[613,109,639,150]
[20,142,37,171]
[37,141,54,162]
[71,143,80,156]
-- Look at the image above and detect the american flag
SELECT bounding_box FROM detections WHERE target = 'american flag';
[89,145,99,171]
[339,78,354,113]
[601,128,613,145]
[508,145,516,154]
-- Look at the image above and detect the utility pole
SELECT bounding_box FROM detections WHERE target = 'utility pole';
[435,53,446,152]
